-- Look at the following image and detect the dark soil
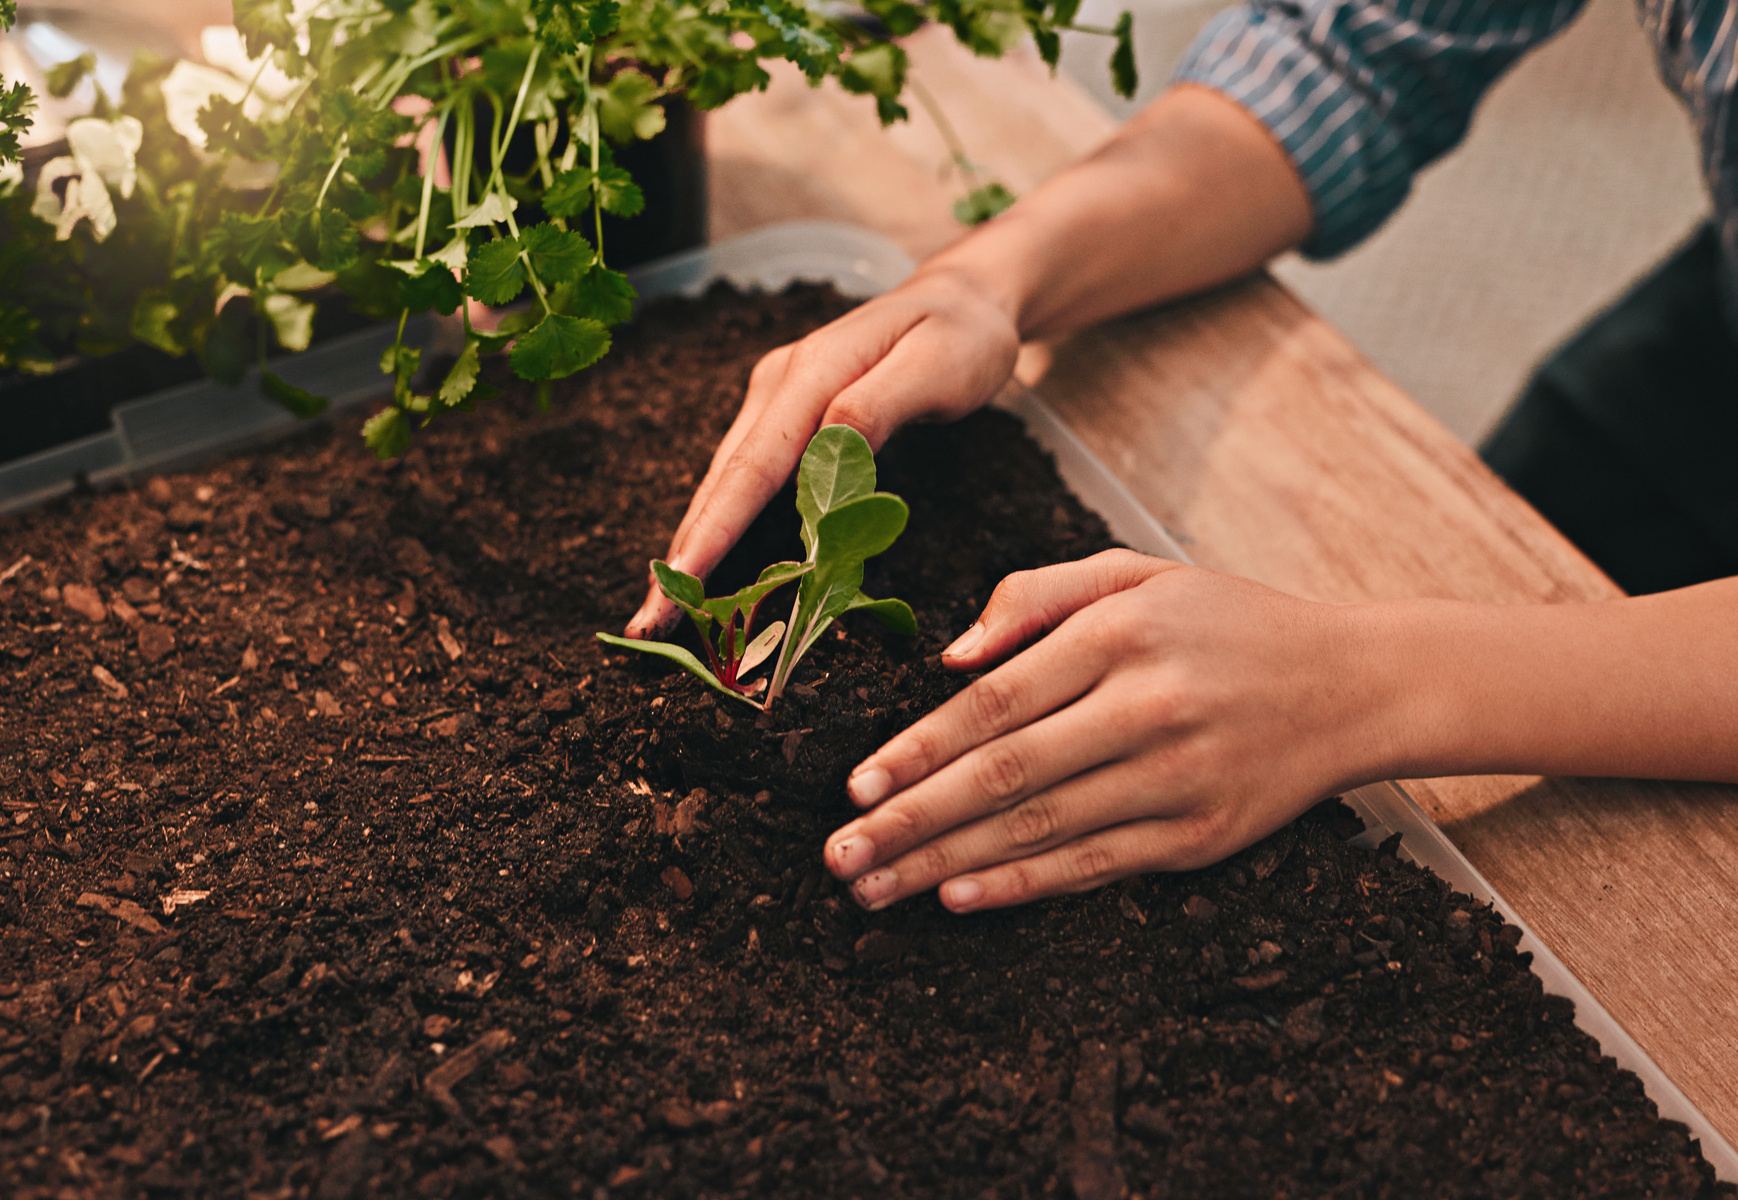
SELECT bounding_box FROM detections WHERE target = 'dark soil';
[0,284,1729,1200]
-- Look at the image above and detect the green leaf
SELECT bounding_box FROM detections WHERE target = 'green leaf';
[46,53,96,99]
[398,261,465,314]
[1052,0,1082,28]
[130,292,184,356]
[799,494,910,643]
[839,42,907,100]
[362,407,413,460]
[597,69,666,144]
[795,424,877,556]
[508,312,609,380]
[233,0,295,59]
[464,235,527,306]
[595,633,759,707]
[261,371,329,418]
[698,560,812,627]
[299,207,359,272]
[264,294,316,352]
[554,264,636,325]
[1111,11,1138,99]
[437,339,498,411]
[953,181,1017,227]
[863,0,924,37]
[651,559,713,638]
[520,222,594,286]
[845,592,918,635]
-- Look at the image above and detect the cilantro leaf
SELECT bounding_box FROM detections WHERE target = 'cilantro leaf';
[130,291,185,356]
[953,181,1017,226]
[597,69,667,144]
[464,235,527,306]
[234,0,296,60]
[520,222,594,286]
[1111,11,1138,99]
[262,370,330,418]
[363,407,413,460]
[398,261,465,314]
[553,264,636,326]
[509,312,610,380]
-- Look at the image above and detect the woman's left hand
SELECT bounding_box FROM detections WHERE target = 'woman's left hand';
[823,549,1410,912]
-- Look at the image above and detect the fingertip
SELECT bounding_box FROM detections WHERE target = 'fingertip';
[847,765,892,807]
[940,877,985,911]
[939,622,986,666]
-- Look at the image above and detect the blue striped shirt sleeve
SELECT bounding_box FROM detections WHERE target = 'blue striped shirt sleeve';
[1174,0,1590,257]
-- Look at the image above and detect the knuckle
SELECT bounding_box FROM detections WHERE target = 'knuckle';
[971,740,1028,801]
[875,804,928,853]
[1066,841,1120,890]
[966,675,1019,731]
[1003,793,1059,848]
[822,395,881,442]
[911,841,956,884]
[899,724,945,777]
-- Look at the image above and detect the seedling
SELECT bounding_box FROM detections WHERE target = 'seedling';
[599,425,916,709]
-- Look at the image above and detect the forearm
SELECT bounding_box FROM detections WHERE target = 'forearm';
[914,84,1313,340]
[1367,580,1738,783]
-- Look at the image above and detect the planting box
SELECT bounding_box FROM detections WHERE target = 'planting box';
[0,221,1731,1195]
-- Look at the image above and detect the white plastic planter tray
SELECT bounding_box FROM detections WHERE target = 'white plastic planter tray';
[3,219,1730,1178]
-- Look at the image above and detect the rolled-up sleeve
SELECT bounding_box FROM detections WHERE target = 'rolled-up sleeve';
[1174,0,1588,257]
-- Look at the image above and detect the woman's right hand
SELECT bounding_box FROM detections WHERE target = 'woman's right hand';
[625,261,1022,637]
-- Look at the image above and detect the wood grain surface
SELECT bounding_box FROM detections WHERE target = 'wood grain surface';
[705,31,1738,1150]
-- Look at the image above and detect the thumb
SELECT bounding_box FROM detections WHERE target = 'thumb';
[941,549,1178,668]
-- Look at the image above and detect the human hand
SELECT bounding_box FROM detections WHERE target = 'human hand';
[822,550,1404,911]
[625,264,1021,636]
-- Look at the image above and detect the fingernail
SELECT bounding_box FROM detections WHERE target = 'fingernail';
[941,877,984,910]
[828,833,872,877]
[848,766,892,806]
[943,623,985,660]
[853,868,898,910]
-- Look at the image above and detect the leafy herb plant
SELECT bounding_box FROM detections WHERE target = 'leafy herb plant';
[0,0,1138,454]
[598,424,915,709]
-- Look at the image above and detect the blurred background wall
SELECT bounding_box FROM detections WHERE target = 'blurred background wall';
[1056,0,1708,445]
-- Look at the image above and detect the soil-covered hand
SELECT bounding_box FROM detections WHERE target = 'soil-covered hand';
[625,265,1021,637]
[822,550,1404,911]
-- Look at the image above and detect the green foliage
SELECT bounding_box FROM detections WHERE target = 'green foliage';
[1111,11,1138,99]
[954,181,1017,225]
[509,312,610,379]
[262,371,329,418]
[0,0,1138,457]
[46,53,96,100]
[602,427,914,711]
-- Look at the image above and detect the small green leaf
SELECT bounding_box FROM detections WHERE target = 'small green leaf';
[264,294,316,353]
[954,182,1017,227]
[130,292,184,356]
[508,312,609,380]
[1111,11,1138,99]
[362,407,413,459]
[595,633,758,707]
[437,339,496,410]
[796,424,878,555]
[652,559,711,634]
[1052,0,1082,27]
[839,42,907,99]
[261,371,329,418]
[398,261,465,314]
[597,69,667,143]
[845,592,917,635]
[519,222,594,286]
[465,235,527,306]
[46,53,96,99]
[554,264,636,325]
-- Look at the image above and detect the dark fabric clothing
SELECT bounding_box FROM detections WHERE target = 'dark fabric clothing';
[1481,224,1738,596]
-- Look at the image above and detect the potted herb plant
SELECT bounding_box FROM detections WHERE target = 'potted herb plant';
[0,0,1138,465]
